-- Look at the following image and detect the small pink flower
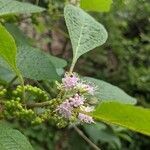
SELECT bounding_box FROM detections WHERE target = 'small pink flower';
[85,84,94,95]
[57,100,72,118]
[77,83,94,95]
[78,113,94,123]
[69,94,85,107]
[62,73,79,89]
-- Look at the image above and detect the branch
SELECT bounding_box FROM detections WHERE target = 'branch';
[26,101,52,108]
[74,126,101,150]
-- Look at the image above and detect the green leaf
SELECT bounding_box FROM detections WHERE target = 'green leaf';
[17,45,59,81]
[92,102,150,136]
[83,77,136,104]
[0,67,15,84]
[0,0,45,16]
[3,24,67,81]
[5,24,67,70]
[48,55,67,69]
[84,123,121,149]
[64,4,108,68]
[80,0,113,12]
[0,58,16,84]
[0,123,33,150]
[5,24,29,45]
[0,24,17,72]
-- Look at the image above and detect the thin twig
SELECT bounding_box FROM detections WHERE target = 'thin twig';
[36,0,39,5]
[26,101,52,108]
[74,126,101,150]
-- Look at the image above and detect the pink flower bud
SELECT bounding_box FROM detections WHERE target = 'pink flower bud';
[57,100,72,118]
[69,94,85,107]
[62,73,79,89]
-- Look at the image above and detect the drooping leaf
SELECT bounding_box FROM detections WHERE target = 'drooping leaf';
[92,102,150,136]
[0,123,33,150]
[17,45,59,81]
[64,4,108,64]
[0,24,17,72]
[80,0,113,12]
[0,0,45,16]
[83,77,136,104]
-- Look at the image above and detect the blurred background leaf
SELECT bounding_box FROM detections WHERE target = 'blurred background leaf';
[0,0,45,16]
[80,0,113,12]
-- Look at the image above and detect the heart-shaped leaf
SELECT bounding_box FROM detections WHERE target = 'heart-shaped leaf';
[64,4,108,70]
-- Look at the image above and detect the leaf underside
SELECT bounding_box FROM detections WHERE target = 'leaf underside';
[64,4,108,63]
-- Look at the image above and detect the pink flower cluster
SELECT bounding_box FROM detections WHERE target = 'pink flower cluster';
[69,94,84,107]
[62,73,94,95]
[57,72,95,124]
[57,94,84,118]
[57,100,72,118]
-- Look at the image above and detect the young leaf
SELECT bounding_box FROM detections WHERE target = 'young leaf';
[84,77,137,105]
[92,102,150,136]
[0,123,33,150]
[64,4,108,71]
[0,24,17,72]
[80,0,113,12]
[0,0,45,16]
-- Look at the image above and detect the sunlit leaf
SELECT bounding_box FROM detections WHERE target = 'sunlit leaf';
[93,102,150,136]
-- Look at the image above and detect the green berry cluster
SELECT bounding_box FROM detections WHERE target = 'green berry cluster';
[1,84,53,125]
[0,86,7,97]
[12,85,49,102]
[4,99,35,121]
